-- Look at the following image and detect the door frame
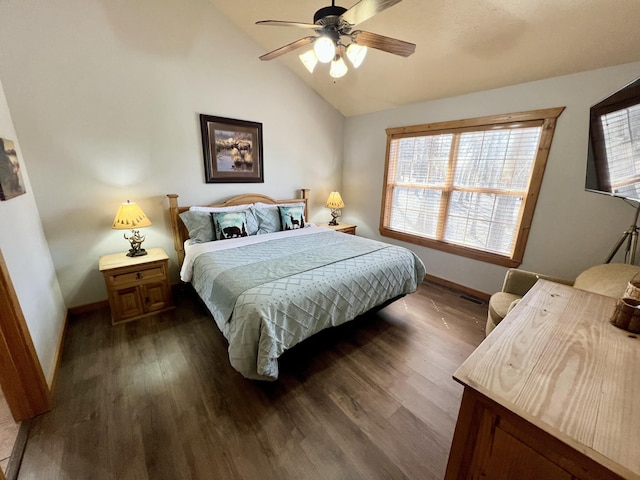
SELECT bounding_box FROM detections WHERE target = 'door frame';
[0,248,51,421]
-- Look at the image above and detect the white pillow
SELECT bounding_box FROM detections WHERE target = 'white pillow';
[254,202,305,209]
[189,204,251,212]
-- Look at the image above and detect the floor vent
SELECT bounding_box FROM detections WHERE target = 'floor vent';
[460,294,483,305]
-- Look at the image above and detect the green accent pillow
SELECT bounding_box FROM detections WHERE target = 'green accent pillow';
[278,205,306,231]
[254,202,305,234]
[212,211,249,240]
[244,207,259,236]
[179,210,214,243]
[254,207,281,234]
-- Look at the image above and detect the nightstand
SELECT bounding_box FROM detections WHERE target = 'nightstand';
[99,247,174,325]
[318,222,357,235]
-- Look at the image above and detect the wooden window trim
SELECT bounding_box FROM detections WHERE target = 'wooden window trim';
[380,107,565,267]
[0,249,52,421]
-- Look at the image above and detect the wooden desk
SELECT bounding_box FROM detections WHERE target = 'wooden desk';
[445,280,640,480]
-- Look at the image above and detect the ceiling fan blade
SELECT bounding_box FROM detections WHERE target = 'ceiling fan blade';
[352,30,415,57]
[341,0,402,26]
[256,20,319,29]
[259,36,315,61]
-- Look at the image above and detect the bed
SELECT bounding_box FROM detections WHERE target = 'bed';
[167,190,426,380]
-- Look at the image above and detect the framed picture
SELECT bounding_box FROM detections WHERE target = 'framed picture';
[0,138,26,201]
[200,114,264,183]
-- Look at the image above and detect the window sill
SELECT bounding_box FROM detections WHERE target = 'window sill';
[379,228,521,268]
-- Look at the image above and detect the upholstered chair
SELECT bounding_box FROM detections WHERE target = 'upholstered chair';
[486,263,640,336]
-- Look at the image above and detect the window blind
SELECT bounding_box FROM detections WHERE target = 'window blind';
[387,126,541,255]
[382,107,564,266]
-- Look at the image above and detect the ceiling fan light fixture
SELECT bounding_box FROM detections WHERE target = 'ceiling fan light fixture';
[256,0,417,79]
[299,49,319,73]
[346,43,368,68]
[314,35,336,63]
[329,55,348,79]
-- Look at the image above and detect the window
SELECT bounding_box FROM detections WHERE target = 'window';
[380,108,564,267]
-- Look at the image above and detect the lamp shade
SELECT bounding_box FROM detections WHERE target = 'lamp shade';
[346,43,367,68]
[299,49,319,73]
[112,201,152,230]
[329,56,348,79]
[325,191,345,209]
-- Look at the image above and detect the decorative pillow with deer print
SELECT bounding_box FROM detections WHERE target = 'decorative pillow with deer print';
[278,206,306,231]
[211,211,249,240]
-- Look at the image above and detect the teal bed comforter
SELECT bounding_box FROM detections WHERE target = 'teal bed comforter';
[184,227,426,380]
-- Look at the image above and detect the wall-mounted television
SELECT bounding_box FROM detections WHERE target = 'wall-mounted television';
[586,76,640,201]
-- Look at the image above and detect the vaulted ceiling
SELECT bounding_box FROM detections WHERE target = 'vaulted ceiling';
[209,0,640,117]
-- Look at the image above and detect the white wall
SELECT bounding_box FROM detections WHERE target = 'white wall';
[0,80,66,385]
[0,0,345,307]
[344,62,640,295]
[1,0,638,308]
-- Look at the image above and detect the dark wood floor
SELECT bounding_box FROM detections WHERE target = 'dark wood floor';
[17,281,487,480]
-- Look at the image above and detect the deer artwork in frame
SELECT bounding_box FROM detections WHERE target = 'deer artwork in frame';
[200,114,264,184]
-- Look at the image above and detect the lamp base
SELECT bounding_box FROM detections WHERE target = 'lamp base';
[329,208,341,226]
[124,229,147,257]
[126,248,148,257]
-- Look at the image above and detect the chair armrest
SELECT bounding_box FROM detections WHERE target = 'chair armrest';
[502,268,573,296]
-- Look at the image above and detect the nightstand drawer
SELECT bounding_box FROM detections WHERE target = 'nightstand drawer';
[318,222,357,235]
[337,226,356,235]
[110,265,165,286]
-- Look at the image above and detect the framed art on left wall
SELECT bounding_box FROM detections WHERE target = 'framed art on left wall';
[0,138,26,201]
[200,114,264,183]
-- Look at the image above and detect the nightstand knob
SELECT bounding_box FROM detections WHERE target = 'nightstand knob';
[136,272,142,280]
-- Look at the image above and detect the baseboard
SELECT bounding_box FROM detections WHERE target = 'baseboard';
[67,299,109,316]
[5,418,32,480]
[424,274,490,302]
[47,309,71,395]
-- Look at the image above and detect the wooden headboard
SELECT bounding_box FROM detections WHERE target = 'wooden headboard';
[167,189,310,267]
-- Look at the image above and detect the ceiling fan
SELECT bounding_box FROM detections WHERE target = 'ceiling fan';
[256,0,416,78]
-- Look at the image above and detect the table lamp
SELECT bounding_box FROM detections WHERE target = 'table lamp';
[325,191,345,226]
[112,200,152,257]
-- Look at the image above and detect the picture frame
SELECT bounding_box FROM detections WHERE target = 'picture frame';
[0,137,26,201]
[199,114,264,183]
